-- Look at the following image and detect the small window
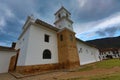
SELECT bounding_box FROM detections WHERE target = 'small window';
[103,56,104,59]
[66,13,68,18]
[60,34,63,41]
[91,52,93,55]
[68,25,71,27]
[116,51,119,54]
[70,34,73,41]
[86,49,88,53]
[44,34,49,42]
[79,48,82,53]
[43,49,51,59]
[58,14,61,18]
[59,25,61,28]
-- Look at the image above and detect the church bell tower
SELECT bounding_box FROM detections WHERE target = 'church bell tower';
[56,7,80,69]
[54,6,73,31]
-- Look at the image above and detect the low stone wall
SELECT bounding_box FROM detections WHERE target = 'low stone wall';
[16,61,80,74]
[16,63,60,74]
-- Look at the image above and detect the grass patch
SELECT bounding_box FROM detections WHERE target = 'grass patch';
[95,59,120,69]
[77,59,120,72]
[60,73,120,80]
[61,59,120,80]
[91,73,120,80]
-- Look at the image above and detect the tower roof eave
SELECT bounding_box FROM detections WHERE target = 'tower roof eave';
[35,19,59,31]
[54,17,73,25]
[54,6,71,15]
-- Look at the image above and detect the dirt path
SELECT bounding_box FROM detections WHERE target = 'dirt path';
[0,67,120,80]
[57,67,120,80]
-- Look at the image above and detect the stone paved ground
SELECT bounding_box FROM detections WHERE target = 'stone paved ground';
[0,73,17,80]
[0,72,68,80]
[0,67,120,80]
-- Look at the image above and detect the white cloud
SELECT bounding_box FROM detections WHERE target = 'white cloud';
[78,0,87,8]
[75,12,120,40]
[0,2,17,34]
[0,42,10,47]
[5,9,15,18]
[94,12,120,30]
[0,17,6,27]
[77,0,114,10]
[0,17,6,33]
[0,3,15,18]
[74,20,101,34]
[7,32,18,38]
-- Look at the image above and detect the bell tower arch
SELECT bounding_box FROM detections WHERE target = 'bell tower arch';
[54,6,73,31]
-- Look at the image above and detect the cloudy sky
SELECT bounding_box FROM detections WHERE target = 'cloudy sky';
[0,0,120,47]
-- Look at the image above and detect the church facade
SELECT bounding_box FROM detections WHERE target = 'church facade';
[14,7,100,74]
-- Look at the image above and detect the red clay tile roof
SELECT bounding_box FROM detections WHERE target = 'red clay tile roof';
[0,46,16,52]
[76,38,98,49]
[35,19,59,31]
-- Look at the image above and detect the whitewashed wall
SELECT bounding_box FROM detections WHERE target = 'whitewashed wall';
[25,24,58,65]
[55,19,73,31]
[15,27,30,66]
[77,40,100,65]
[0,51,16,73]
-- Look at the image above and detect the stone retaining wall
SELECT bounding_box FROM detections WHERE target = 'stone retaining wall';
[16,63,60,74]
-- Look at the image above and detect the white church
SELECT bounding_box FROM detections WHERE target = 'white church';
[0,7,100,74]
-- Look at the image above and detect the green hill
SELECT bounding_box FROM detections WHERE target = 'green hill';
[86,36,120,49]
